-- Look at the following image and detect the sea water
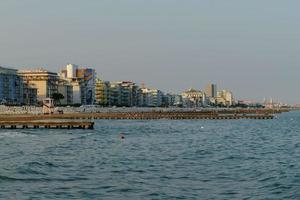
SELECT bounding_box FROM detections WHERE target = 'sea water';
[0,111,300,199]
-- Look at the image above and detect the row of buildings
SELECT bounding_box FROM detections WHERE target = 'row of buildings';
[95,80,165,107]
[0,64,234,107]
[179,84,234,107]
[95,81,234,108]
[0,64,96,106]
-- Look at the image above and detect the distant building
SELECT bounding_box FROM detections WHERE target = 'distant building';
[95,79,110,106]
[181,88,205,107]
[139,88,163,107]
[174,95,183,107]
[66,79,84,105]
[59,64,96,105]
[205,83,217,98]
[66,63,78,78]
[162,93,175,107]
[217,90,234,106]
[108,81,139,107]
[18,68,59,103]
[109,82,122,106]
[120,81,139,107]
[76,68,96,105]
[58,80,73,105]
[0,66,24,105]
[23,83,37,105]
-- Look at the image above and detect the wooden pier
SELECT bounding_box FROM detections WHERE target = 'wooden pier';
[0,121,94,129]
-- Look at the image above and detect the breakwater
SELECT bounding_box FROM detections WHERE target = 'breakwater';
[0,105,290,115]
[0,109,286,121]
[0,109,287,129]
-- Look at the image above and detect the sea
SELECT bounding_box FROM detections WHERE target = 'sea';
[1,111,300,199]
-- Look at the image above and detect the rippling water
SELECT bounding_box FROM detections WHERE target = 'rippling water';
[1,111,300,199]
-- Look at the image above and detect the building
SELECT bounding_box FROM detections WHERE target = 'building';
[0,66,24,105]
[59,64,96,105]
[139,88,163,107]
[181,88,205,107]
[217,90,234,106]
[58,80,73,105]
[76,68,96,105]
[108,81,139,107]
[162,93,175,107]
[174,95,183,107]
[18,68,59,103]
[119,81,139,107]
[95,79,110,106]
[109,82,122,106]
[23,83,37,105]
[71,79,84,105]
[205,83,217,98]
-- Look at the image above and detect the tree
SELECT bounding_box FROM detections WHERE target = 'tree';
[51,93,64,105]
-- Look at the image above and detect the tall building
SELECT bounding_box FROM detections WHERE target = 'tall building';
[58,79,73,105]
[0,66,24,105]
[76,68,96,105]
[59,64,96,105]
[108,81,139,107]
[162,93,176,107]
[109,82,122,106]
[23,83,37,105]
[205,83,217,98]
[18,68,59,103]
[174,95,183,107]
[181,88,205,107]
[120,81,139,107]
[66,64,78,78]
[139,88,163,107]
[217,90,233,106]
[95,79,110,106]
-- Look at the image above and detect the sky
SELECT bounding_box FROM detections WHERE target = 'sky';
[0,0,300,104]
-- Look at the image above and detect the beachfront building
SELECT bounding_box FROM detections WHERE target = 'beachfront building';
[162,93,175,107]
[95,79,110,106]
[139,88,163,107]
[205,83,217,98]
[108,81,139,107]
[18,68,59,103]
[23,83,38,105]
[216,90,234,106]
[58,80,73,105]
[0,66,24,105]
[59,64,96,105]
[119,81,139,107]
[174,95,183,107]
[181,88,205,108]
[70,79,84,105]
[109,82,122,106]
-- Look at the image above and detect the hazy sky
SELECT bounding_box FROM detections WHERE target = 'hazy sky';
[1,0,299,104]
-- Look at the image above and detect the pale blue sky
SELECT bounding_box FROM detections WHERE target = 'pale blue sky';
[0,0,299,103]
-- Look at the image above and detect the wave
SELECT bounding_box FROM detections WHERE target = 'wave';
[0,132,35,139]
[0,174,88,182]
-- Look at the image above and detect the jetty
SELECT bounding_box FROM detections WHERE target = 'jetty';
[0,109,286,129]
[0,121,94,129]
[0,109,278,121]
